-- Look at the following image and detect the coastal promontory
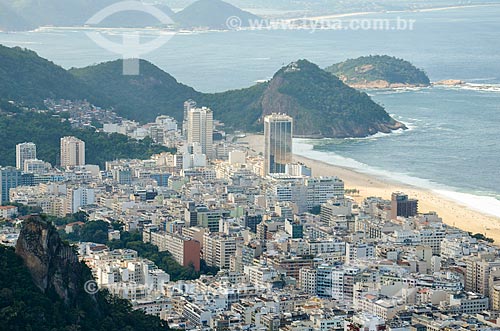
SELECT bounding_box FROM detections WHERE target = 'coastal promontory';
[326,55,431,89]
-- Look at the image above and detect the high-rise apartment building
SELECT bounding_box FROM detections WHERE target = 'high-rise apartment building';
[391,192,418,219]
[203,232,243,269]
[306,177,345,210]
[183,99,197,137]
[465,254,500,297]
[65,186,95,214]
[60,136,85,167]
[16,142,36,170]
[0,167,22,203]
[144,229,201,271]
[187,106,213,159]
[264,113,293,175]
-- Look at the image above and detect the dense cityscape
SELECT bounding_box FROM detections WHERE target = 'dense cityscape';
[1,98,500,330]
[1,0,500,329]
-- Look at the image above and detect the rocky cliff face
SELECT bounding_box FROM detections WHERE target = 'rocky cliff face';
[15,215,93,306]
[8,215,169,330]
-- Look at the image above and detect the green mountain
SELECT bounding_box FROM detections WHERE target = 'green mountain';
[0,215,170,331]
[0,44,404,138]
[175,0,261,29]
[326,55,431,88]
[200,60,405,137]
[70,59,201,122]
[0,45,99,107]
[72,59,404,137]
[258,60,404,137]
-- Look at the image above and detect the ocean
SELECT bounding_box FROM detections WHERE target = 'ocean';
[1,4,499,216]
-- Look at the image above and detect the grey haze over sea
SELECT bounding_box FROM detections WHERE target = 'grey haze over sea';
[1,4,499,216]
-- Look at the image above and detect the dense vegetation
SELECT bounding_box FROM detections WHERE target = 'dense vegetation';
[272,60,403,137]
[62,220,112,244]
[0,45,97,106]
[326,55,431,86]
[470,232,495,243]
[70,59,200,122]
[0,104,173,167]
[198,82,268,132]
[72,58,403,137]
[0,44,403,138]
[0,244,170,330]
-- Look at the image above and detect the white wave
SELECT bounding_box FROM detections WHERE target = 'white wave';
[389,116,419,132]
[293,139,500,218]
[435,126,454,132]
[462,84,500,92]
[403,117,423,122]
[433,190,500,218]
[344,129,404,141]
[371,89,413,95]
[343,128,408,140]
[435,83,500,93]
[467,77,497,82]
[294,139,441,188]
[339,121,415,142]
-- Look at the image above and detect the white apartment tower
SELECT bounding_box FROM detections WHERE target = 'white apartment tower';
[66,186,95,214]
[183,99,197,137]
[16,142,37,170]
[187,106,213,159]
[60,136,85,167]
[264,113,293,175]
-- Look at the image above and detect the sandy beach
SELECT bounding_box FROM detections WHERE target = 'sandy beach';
[240,134,500,243]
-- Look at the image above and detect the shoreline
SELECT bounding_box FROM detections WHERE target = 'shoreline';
[4,3,498,34]
[297,3,500,21]
[240,134,500,243]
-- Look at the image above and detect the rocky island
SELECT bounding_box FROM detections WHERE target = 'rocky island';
[326,55,431,89]
[433,79,466,86]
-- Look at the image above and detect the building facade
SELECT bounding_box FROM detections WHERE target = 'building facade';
[187,107,213,159]
[0,167,22,203]
[60,136,85,167]
[391,192,418,219]
[264,113,293,175]
[16,142,37,170]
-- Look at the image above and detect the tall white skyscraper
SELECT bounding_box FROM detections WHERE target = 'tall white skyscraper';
[16,142,37,170]
[187,106,214,159]
[60,136,85,167]
[183,99,197,138]
[264,113,293,175]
